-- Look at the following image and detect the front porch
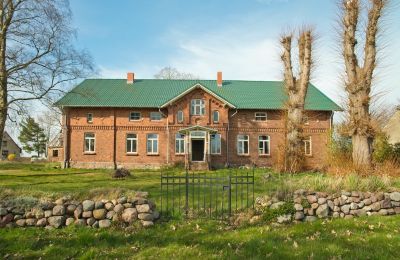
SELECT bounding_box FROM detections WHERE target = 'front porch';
[178,125,218,171]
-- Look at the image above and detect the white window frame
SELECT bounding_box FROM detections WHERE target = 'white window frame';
[175,133,185,155]
[255,112,267,121]
[126,133,138,154]
[304,136,312,156]
[129,112,141,121]
[191,99,205,115]
[210,134,221,155]
[213,110,220,123]
[237,135,249,155]
[84,133,95,153]
[87,113,93,123]
[147,133,159,154]
[150,112,162,121]
[177,110,184,123]
[258,135,270,156]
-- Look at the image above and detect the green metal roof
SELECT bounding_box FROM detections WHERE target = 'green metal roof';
[55,79,341,111]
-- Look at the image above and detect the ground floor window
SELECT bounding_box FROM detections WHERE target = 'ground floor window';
[210,134,221,154]
[258,135,270,155]
[147,134,159,154]
[84,133,95,153]
[175,133,185,154]
[304,136,312,156]
[126,133,138,154]
[237,135,249,155]
[52,149,59,157]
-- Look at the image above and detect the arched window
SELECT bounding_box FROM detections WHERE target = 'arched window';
[213,110,219,123]
[177,110,184,123]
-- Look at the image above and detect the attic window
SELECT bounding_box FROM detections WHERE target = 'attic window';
[87,113,93,123]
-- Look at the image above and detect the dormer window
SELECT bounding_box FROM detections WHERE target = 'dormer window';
[177,110,184,123]
[87,113,93,123]
[255,112,267,121]
[191,99,205,115]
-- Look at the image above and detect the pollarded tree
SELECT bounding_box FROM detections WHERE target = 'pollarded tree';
[281,29,314,173]
[341,0,387,168]
[18,117,47,157]
[0,0,94,146]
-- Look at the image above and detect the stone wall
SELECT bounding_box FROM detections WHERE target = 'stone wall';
[255,190,400,224]
[0,194,159,229]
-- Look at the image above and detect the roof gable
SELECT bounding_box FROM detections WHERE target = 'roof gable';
[55,79,342,111]
[160,83,236,108]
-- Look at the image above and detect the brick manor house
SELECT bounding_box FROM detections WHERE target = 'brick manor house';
[55,72,341,170]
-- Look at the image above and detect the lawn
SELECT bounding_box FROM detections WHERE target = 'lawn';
[1,162,400,259]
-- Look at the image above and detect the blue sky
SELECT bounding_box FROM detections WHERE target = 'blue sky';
[69,0,400,106]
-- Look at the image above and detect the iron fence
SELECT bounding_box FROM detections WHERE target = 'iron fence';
[160,168,255,220]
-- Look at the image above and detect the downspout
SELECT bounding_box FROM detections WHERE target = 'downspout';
[113,109,117,169]
[159,108,169,165]
[63,107,70,168]
[227,108,238,166]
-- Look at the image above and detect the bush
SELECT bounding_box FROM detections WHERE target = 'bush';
[112,168,131,178]
[7,154,16,161]
[261,201,296,222]
[373,134,393,163]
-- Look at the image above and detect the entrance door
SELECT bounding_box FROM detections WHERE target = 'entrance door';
[191,139,205,161]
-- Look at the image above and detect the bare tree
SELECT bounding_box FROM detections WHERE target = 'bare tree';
[154,66,197,80]
[281,29,314,173]
[0,0,94,145]
[341,0,387,168]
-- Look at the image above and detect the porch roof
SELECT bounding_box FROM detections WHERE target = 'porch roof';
[178,125,218,134]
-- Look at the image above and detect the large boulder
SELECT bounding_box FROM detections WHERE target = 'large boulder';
[82,200,95,211]
[316,204,329,218]
[93,209,107,220]
[15,219,26,227]
[390,192,400,202]
[52,205,65,216]
[99,219,112,228]
[122,208,138,223]
[48,216,66,228]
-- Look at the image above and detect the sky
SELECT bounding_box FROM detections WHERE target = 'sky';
[68,0,400,108]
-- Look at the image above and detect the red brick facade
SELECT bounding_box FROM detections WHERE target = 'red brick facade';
[62,87,332,169]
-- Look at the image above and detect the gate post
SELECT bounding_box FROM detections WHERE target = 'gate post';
[228,175,232,217]
[185,168,189,217]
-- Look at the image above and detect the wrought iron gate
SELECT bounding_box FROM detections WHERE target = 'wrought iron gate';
[160,169,255,220]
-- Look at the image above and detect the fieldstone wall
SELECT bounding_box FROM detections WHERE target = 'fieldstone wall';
[255,190,400,224]
[0,194,159,229]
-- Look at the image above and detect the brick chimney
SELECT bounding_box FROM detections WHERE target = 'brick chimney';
[127,72,135,84]
[217,71,223,87]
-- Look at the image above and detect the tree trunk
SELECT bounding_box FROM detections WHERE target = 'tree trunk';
[352,134,371,167]
[0,33,7,146]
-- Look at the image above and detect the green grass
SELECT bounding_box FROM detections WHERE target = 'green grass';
[1,162,400,259]
[1,216,400,259]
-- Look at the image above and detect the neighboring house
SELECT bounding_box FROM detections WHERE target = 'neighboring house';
[55,72,341,170]
[1,131,22,160]
[48,132,64,162]
[383,108,400,145]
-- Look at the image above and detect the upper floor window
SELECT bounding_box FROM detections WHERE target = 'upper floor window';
[126,133,138,154]
[147,133,159,154]
[84,133,95,153]
[210,134,221,154]
[237,135,249,155]
[175,133,185,154]
[255,112,267,121]
[258,135,270,156]
[303,115,309,125]
[129,112,141,121]
[191,99,205,115]
[177,110,184,123]
[150,112,162,121]
[213,110,220,123]
[87,113,93,123]
[304,136,312,156]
